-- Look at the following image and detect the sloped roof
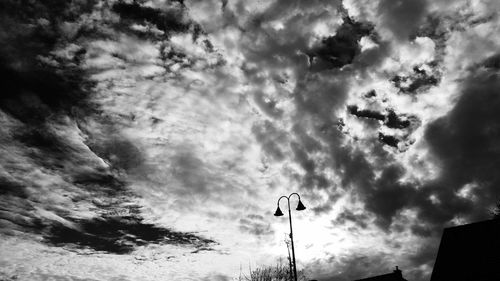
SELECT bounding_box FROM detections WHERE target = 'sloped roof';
[354,268,407,281]
[430,219,500,281]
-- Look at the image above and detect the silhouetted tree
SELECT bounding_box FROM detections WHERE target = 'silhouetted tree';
[239,259,308,281]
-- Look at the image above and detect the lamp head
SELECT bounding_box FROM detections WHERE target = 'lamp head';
[296,199,306,211]
[274,206,284,216]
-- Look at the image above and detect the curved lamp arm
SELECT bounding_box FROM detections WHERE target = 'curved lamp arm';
[289,193,306,211]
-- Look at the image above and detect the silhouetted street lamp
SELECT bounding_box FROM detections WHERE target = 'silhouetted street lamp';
[274,193,306,281]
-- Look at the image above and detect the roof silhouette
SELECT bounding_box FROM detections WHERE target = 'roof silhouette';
[354,267,407,281]
[430,219,500,281]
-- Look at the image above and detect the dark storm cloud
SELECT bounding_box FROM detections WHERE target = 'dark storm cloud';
[259,0,426,227]
[0,0,94,125]
[420,58,500,223]
[1,130,215,253]
[347,105,385,121]
[333,145,374,193]
[195,2,499,280]
[0,65,93,123]
[0,178,28,199]
[364,90,377,98]
[339,53,500,233]
[363,165,415,228]
[385,110,414,129]
[45,215,215,254]
[378,133,400,148]
[347,91,421,151]
[233,1,395,199]
[0,0,98,212]
[313,130,416,230]
[391,65,440,94]
[347,103,421,150]
[348,106,419,129]
[482,53,500,70]
[0,0,216,254]
[308,16,373,70]
[234,1,374,81]
[328,143,416,230]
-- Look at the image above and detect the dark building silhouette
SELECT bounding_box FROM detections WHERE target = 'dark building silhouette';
[430,219,500,281]
[354,267,407,281]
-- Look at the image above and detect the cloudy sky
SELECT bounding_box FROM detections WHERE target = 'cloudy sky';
[1,0,500,280]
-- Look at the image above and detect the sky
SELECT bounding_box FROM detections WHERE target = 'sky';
[1,0,500,280]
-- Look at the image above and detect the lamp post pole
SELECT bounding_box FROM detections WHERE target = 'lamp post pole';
[285,238,294,281]
[274,193,306,281]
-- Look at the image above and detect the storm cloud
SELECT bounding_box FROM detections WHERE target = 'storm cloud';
[2,0,500,281]
[0,0,215,259]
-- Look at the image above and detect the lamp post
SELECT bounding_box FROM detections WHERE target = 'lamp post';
[285,237,293,281]
[274,193,306,281]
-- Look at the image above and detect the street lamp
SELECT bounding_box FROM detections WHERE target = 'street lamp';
[274,193,306,281]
